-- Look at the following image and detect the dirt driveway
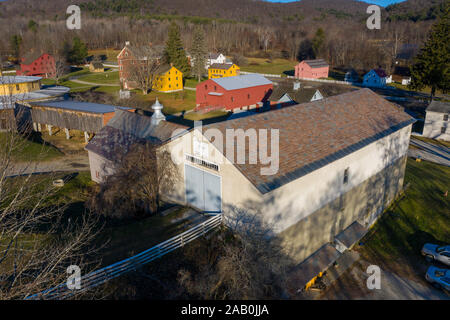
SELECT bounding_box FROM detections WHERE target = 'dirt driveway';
[319,257,449,300]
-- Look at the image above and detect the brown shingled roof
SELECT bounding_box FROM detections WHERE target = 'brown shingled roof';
[125,44,164,60]
[209,63,234,70]
[204,88,415,194]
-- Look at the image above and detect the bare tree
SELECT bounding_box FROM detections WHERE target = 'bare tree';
[53,54,70,85]
[177,207,291,300]
[127,53,161,95]
[89,142,179,219]
[0,92,100,300]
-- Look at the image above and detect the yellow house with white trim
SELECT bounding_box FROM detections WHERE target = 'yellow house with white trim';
[208,63,240,79]
[152,65,183,93]
[0,76,42,96]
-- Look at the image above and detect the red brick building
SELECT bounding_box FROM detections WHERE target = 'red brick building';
[295,59,329,79]
[195,74,273,112]
[17,53,56,78]
[117,41,164,89]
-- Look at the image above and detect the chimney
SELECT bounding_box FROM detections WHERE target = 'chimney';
[293,81,301,91]
[151,97,166,126]
[125,41,130,46]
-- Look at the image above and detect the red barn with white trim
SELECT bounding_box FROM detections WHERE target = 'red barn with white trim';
[195,74,273,112]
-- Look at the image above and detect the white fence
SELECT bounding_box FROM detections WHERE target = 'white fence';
[240,71,354,85]
[26,213,223,300]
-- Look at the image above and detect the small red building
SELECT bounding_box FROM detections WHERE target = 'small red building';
[295,59,329,79]
[195,74,273,112]
[17,53,56,78]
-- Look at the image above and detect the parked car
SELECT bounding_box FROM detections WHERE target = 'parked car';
[421,244,450,266]
[425,266,450,291]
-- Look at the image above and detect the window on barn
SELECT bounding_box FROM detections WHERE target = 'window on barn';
[444,114,449,121]
[16,84,19,91]
[205,85,207,90]
[95,171,100,179]
[248,94,250,99]
[343,168,349,185]
[441,127,446,134]
[231,97,234,102]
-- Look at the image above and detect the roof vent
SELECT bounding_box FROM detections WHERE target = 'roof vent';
[151,97,166,125]
[293,81,301,91]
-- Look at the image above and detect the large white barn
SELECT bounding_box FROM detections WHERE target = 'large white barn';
[86,89,414,269]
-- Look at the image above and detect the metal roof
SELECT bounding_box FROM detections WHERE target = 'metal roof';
[304,59,329,68]
[30,100,132,114]
[0,86,70,109]
[427,101,450,114]
[0,76,42,84]
[212,74,272,91]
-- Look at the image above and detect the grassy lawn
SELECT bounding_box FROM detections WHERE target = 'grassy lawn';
[94,207,208,266]
[0,132,63,162]
[135,89,196,114]
[184,77,206,88]
[89,49,121,62]
[357,159,450,278]
[240,57,296,75]
[184,110,230,121]
[77,71,120,85]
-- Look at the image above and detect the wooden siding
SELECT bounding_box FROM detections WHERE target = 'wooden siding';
[30,106,106,133]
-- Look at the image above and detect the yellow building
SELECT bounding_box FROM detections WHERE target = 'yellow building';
[152,65,183,93]
[208,63,240,79]
[0,76,42,96]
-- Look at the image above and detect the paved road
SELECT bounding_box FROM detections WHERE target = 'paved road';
[70,78,120,87]
[6,154,90,177]
[319,257,449,300]
[408,138,450,167]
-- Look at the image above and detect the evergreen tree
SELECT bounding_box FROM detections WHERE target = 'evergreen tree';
[9,35,22,60]
[68,37,88,65]
[27,20,38,33]
[164,22,191,77]
[410,5,449,99]
[312,28,325,58]
[190,26,207,82]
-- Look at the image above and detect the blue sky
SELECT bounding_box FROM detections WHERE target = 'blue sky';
[265,0,406,7]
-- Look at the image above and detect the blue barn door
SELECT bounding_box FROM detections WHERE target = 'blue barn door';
[185,164,221,213]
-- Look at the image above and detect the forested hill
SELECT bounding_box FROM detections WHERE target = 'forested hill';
[0,0,447,24]
[386,0,448,22]
[0,0,372,23]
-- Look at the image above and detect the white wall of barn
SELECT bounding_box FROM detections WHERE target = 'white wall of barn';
[163,124,412,234]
